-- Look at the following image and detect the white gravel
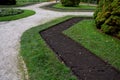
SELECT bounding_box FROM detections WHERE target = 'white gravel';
[0,2,94,80]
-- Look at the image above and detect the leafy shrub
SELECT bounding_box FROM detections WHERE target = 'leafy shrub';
[94,0,120,37]
[94,0,104,19]
[0,0,16,5]
[81,0,98,4]
[61,0,80,7]
[0,8,24,17]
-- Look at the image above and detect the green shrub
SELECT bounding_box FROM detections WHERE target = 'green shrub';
[0,0,16,5]
[94,0,103,18]
[0,8,24,17]
[81,0,97,4]
[101,24,114,34]
[117,32,120,38]
[94,0,120,37]
[61,0,80,7]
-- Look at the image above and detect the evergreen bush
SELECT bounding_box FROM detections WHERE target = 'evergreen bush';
[94,0,120,37]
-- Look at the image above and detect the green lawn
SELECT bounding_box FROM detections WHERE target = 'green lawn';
[64,20,120,70]
[53,3,96,10]
[20,16,78,80]
[0,10,35,21]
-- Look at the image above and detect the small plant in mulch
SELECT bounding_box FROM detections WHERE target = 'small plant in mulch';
[0,8,24,17]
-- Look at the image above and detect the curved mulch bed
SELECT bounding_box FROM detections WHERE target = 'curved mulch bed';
[40,17,120,80]
[40,3,95,12]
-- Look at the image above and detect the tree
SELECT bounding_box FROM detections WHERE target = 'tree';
[0,0,16,5]
[97,0,99,4]
[61,0,80,7]
[94,0,120,37]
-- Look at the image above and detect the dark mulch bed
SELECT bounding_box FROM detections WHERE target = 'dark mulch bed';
[40,3,95,12]
[40,17,120,80]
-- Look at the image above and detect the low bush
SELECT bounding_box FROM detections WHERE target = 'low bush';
[61,0,80,7]
[0,8,24,17]
[53,3,96,10]
[81,0,98,4]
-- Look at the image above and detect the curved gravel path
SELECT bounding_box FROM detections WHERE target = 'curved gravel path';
[0,2,93,80]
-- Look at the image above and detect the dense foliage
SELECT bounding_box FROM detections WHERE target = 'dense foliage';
[94,0,120,38]
[16,0,49,3]
[0,0,16,5]
[61,0,80,7]
[81,0,98,4]
[0,8,24,17]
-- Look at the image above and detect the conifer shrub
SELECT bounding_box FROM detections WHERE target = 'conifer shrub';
[94,0,120,37]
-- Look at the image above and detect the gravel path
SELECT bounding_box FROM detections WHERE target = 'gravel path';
[0,2,93,80]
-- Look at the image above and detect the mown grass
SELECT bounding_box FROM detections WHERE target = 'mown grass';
[20,16,78,80]
[64,20,120,70]
[53,3,96,10]
[0,10,35,21]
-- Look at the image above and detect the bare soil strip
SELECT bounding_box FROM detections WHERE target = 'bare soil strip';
[40,17,120,80]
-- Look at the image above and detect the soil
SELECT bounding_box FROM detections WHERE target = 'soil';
[40,17,120,80]
[40,3,95,12]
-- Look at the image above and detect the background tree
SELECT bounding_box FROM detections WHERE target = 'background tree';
[94,0,120,38]
[0,0,16,5]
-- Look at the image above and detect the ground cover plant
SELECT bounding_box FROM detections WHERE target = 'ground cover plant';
[0,9,35,21]
[53,3,96,10]
[0,8,24,17]
[20,16,78,80]
[64,20,120,70]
